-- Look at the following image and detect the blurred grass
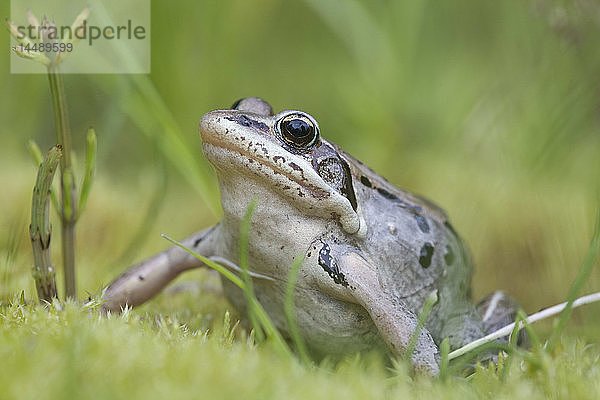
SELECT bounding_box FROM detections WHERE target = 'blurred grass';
[1,0,600,397]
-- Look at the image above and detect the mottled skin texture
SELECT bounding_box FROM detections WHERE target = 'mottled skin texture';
[102,98,518,375]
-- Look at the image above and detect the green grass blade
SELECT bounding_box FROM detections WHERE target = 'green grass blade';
[547,210,600,352]
[284,255,311,365]
[89,0,220,215]
[405,290,437,369]
[161,234,244,289]
[77,127,96,219]
[303,0,392,78]
[500,311,527,380]
[161,233,292,357]
[239,199,264,342]
[439,338,450,382]
[515,309,542,351]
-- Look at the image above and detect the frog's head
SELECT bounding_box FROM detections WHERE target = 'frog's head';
[199,97,362,234]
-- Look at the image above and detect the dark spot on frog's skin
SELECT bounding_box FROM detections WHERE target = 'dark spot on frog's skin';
[273,156,285,164]
[414,214,430,233]
[444,245,455,266]
[376,187,424,214]
[193,226,216,248]
[318,243,349,287]
[225,115,269,132]
[280,245,285,250]
[419,242,434,268]
[339,157,358,211]
[377,187,398,200]
[289,162,302,171]
[360,175,372,188]
[138,275,145,281]
[307,251,312,258]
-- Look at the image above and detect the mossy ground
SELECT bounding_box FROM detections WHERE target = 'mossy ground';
[1,297,600,400]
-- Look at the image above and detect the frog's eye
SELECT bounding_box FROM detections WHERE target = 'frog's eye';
[278,113,319,148]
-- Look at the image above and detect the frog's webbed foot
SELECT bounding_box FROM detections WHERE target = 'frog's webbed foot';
[100,225,220,314]
[313,243,440,375]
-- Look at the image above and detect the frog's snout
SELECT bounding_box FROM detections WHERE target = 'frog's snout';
[198,110,220,141]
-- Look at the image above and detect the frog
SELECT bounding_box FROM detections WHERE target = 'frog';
[101,97,520,375]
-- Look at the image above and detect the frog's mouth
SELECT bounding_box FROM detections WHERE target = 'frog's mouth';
[202,140,331,201]
[199,110,361,234]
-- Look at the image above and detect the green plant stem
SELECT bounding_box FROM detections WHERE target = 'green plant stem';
[48,67,71,169]
[30,146,62,302]
[48,64,77,299]
[27,139,59,212]
[439,338,450,381]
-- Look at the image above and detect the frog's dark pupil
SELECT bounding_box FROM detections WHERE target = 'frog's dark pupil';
[281,118,315,147]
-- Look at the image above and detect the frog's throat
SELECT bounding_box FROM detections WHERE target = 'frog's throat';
[202,141,361,234]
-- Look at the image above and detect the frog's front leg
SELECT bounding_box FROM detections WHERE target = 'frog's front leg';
[100,225,220,313]
[310,241,440,375]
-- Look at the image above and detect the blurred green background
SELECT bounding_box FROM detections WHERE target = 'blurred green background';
[1,0,599,334]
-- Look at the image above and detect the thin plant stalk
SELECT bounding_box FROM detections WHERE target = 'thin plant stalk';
[9,9,95,301]
[448,291,600,360]
[449,212,600,361]
[30,146,63,302]
[48,64,78,299]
